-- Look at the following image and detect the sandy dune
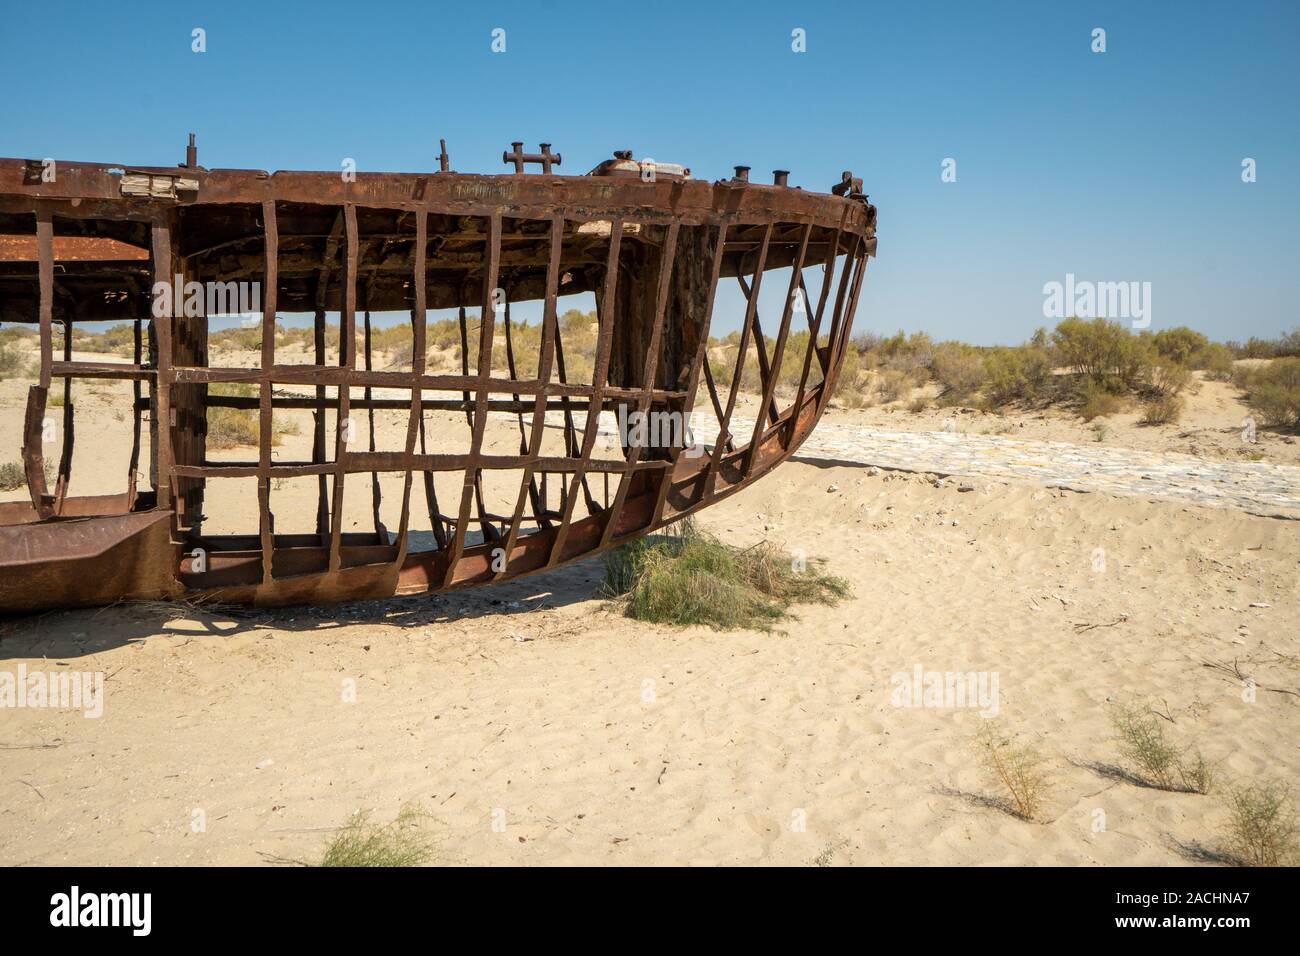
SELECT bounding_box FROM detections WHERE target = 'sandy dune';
[2,459,1297,865]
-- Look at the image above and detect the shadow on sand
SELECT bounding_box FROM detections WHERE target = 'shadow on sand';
[0,552,608,662]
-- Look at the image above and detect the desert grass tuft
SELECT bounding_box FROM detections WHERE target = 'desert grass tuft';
[974,723,1051,820]
[1220,780,1297,866]
[1109,701,1214,793]
[317,805,437,867]
[810,839,849,867]
[602,519,850,631]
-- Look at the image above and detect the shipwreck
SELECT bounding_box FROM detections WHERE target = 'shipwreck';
[0,140,876,612]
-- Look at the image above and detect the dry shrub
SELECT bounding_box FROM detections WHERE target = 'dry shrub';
[1146,359,1192,397]
[1078,384,1123,422]
[974,723,1051,820]
[1109,702,1214,793]
[839,388,874,409]
[1221,781,1297,866]
[876,368,912,403]
[0,342,27,379]
[1140,393,1184,425]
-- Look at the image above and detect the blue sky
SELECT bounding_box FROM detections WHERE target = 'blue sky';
[2,0,1296,344]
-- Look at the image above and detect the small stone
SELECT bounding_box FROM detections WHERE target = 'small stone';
[957,483,975,492]
[827,484,839,493]
[256,758,274,770]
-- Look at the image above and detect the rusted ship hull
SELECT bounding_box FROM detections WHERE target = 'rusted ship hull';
[0,148,876,612]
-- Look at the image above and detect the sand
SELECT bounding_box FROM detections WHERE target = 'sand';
[1,349,1298,866]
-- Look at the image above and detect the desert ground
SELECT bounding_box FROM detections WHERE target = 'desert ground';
[1,341,1297,865]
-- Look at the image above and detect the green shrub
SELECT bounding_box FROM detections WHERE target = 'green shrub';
[850,330,883,354]
[1152,326,1210,366]
[1232,329,1300,360]
[1052,318,1152,392]
[873,330,934,374]
[0,325,35,347]
[206,383,299,449]
[777,330,815,389]
[318,805,437,867]
[930,342,986,404]
[983,346,1052,406]
[1242,357,1300,430]
[77,323,137,355]
[603,519,850,631]
[0,461,25,492]
[707,353,733,389]
[1199,342,1236,381]
[831,347,863,398]
[209,323,264,353]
